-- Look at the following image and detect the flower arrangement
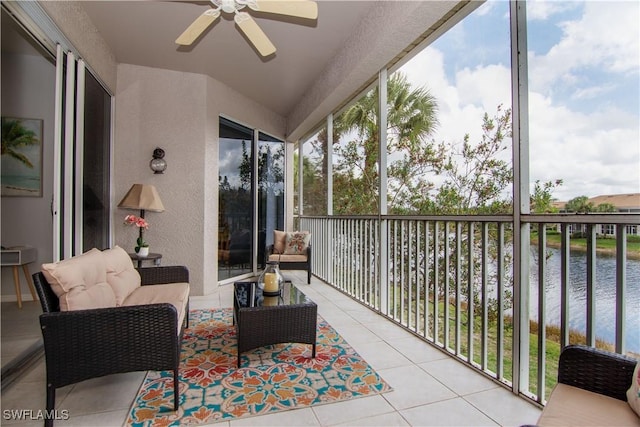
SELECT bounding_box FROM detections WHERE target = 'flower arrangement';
[124,214,149,253]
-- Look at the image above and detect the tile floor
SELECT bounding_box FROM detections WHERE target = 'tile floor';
[1,272,542,426]
[1,300,42,369]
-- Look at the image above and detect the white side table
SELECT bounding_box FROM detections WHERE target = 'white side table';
[1,246,38,308]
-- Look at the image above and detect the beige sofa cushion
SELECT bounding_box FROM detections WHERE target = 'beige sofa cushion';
[123,282,190,334]
[273,230,287,254]
[102,246,141,305]
[268,253,307,263]
[41,248,117,311]
[538,383,640,426]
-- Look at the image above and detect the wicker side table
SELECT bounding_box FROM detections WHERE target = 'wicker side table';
[233,281,317,368]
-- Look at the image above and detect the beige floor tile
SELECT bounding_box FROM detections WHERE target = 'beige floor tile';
[331,322,383,347]
[419,357,500,396]
[400,398,499,426]
[1,380,72,425]
[379,365,456,410]
[229,407,319,426]
[55,408,130,426]
[312,394,395,426]
[354,340,413,371]
[464,387,542,427]
[364,320,417,342]
[386,336,450,364]
[334,411,411,426]
[58,371,146,417]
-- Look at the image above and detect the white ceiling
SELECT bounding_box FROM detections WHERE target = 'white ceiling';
[80,1,375,117]
[2,1,468,140]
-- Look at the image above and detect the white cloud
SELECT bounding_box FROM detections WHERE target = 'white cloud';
[529,1,640,93]
[395,3,640,202]
[528,92,640,200]
[571,83,616,100]
[526,0,580,21]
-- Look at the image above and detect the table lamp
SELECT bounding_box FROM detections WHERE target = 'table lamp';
[118,184,165,251]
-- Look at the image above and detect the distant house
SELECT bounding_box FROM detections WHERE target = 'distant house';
[553,193,640,237]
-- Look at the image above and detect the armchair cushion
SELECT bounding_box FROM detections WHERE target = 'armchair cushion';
[273,230,287,254]
[103,245,141,305]
[268,253,307,263]
[628,362,640,416]
[123,282,190,334]
[539,382,639,426]
[41,248,117,311]
[284,231,311,255]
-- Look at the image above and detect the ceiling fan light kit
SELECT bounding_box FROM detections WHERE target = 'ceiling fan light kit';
[176,0,318,57]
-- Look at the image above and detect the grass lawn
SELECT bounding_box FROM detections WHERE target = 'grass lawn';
[532,232,640,259]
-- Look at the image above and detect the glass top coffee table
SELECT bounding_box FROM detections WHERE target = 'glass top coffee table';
[233,281,317,368]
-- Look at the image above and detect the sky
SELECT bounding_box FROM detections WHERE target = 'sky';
[398,0,639,202]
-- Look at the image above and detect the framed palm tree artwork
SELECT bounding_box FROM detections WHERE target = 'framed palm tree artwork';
[1,117,43,197]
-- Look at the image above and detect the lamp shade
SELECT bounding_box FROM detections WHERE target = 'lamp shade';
[117,184,165,212]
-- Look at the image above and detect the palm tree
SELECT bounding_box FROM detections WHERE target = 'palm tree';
[1,118,38,169]
[332,72,439,214]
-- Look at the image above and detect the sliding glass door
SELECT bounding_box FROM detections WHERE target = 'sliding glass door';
[218,117,284,282]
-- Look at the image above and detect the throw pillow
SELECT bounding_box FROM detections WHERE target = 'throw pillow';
[103,245,141,306]
[628,362,640,416]
[284,231,311,255]
[273,230,287,254]
[41,248,117,311]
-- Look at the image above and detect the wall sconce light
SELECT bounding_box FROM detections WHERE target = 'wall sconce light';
[150,147,167,174]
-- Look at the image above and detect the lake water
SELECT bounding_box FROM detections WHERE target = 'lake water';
[529,247,640,353]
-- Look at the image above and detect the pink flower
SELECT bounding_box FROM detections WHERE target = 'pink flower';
[123,215,149,229]
[135,218,149,229]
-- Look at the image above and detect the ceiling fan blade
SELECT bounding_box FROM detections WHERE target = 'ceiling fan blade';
[250,0,318,20]
[176,9,221,45]
[235,12,276,57]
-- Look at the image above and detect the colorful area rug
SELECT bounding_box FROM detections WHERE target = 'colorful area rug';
[126,308,391,426]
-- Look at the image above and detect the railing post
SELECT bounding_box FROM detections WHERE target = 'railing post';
[510,0,531,395]
[586,224,596,347]
[615,224,627,354]
[378,68,389,316]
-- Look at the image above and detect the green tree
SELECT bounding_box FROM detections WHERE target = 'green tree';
[531,179,564,213]
[1,118,38,169]
[565,196,593,213]
[594,203,616,213]
[424,105,513,215]
[333,72,439,214]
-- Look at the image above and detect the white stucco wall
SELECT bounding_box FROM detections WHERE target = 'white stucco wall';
[115,63,285,295]
[39,0,117,92]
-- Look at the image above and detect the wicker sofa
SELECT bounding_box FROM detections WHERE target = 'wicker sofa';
[537,345,639,426]
[32,246,189,427]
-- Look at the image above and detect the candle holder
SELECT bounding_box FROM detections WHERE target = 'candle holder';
[258,260,284,296]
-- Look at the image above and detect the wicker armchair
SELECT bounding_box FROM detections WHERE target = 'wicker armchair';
[557,344,637,401]
[532,344,639,426]
[33,266,189,427]
[266,244,312,284]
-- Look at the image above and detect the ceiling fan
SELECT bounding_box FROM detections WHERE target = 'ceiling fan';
[176,0,318,57]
